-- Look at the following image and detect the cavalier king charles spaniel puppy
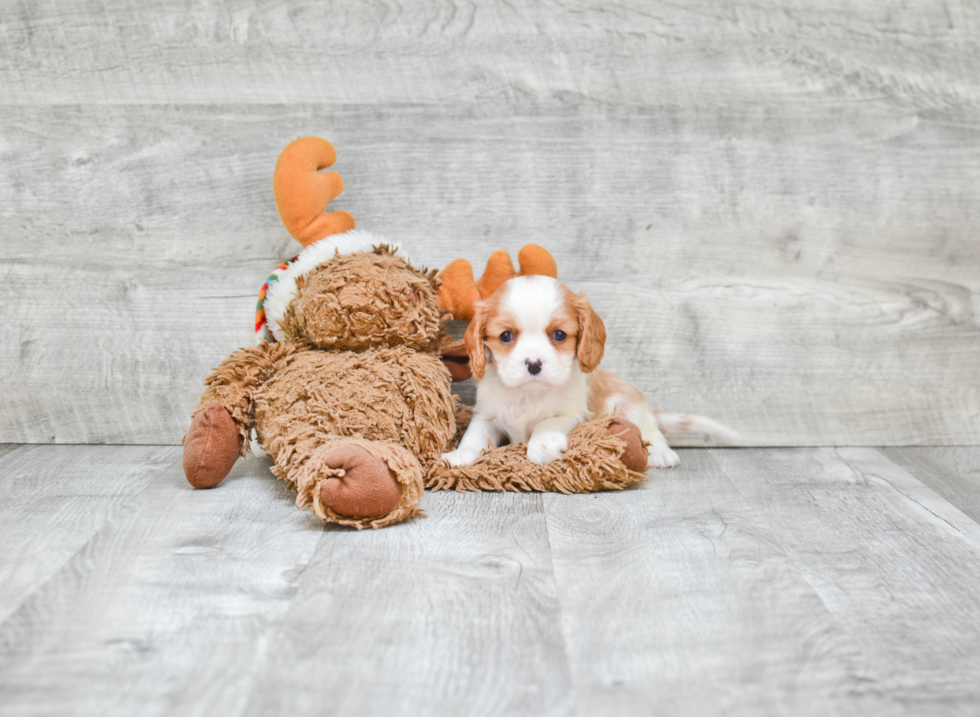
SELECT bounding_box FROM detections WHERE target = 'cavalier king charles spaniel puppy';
[441,275,737,468]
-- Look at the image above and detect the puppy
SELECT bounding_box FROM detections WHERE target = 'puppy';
[440,275,737,468]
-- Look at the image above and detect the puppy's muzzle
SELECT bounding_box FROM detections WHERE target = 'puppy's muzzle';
[525,359,543,376]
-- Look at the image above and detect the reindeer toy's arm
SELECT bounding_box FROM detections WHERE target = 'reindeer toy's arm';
[184,339,301,488]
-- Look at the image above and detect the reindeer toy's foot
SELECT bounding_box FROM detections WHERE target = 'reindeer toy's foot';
[284,439,426,529]
[315,444,403,520]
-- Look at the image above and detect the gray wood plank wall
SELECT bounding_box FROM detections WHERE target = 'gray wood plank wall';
[1,1,978,446]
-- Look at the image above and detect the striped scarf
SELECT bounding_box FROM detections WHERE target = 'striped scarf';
[254,255,299,343]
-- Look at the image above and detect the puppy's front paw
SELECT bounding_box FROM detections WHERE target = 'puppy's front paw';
[527,431,569,466]
[648,442,680,469]
[441,447,481,467]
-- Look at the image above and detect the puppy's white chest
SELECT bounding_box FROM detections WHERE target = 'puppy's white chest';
[495,394,556,442]
[477,369,590,443]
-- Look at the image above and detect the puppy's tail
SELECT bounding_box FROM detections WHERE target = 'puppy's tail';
[654,411,741,444]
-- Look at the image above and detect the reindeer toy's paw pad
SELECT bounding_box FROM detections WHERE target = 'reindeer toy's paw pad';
[183,401,243,489]
[317,445,403,520]
[606,418,648,473]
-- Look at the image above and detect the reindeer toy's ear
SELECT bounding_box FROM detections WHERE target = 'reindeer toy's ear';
[437,245,558,380]
[273,136,356,246]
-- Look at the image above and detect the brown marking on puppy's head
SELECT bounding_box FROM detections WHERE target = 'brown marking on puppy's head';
[549,284,585,365]
[464,282,522,381]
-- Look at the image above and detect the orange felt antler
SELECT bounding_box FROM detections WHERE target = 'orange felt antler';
[438,244,558,322]
[273,137,356,247]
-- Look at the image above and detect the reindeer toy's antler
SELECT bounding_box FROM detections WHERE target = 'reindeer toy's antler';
[273,136,356,246]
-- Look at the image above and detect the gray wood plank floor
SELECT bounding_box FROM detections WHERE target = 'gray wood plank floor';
[2,445,979,716]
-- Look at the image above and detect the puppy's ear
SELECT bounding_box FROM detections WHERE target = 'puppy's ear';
[575,294,606,373]
[464,299,489,380]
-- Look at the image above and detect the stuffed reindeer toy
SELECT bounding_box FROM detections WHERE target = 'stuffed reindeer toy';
[183,137,650,529]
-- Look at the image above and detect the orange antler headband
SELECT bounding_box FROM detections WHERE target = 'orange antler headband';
[438,244,558,322]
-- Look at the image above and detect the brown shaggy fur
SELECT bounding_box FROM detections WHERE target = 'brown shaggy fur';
[192,249,454,529]
[425,407,648,493]
[283,247,442,353]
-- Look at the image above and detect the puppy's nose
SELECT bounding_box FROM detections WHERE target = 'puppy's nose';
[525,359,542,376]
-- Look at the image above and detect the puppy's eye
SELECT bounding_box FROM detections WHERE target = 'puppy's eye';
[500,331,514,343]
[552,329,567,342]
